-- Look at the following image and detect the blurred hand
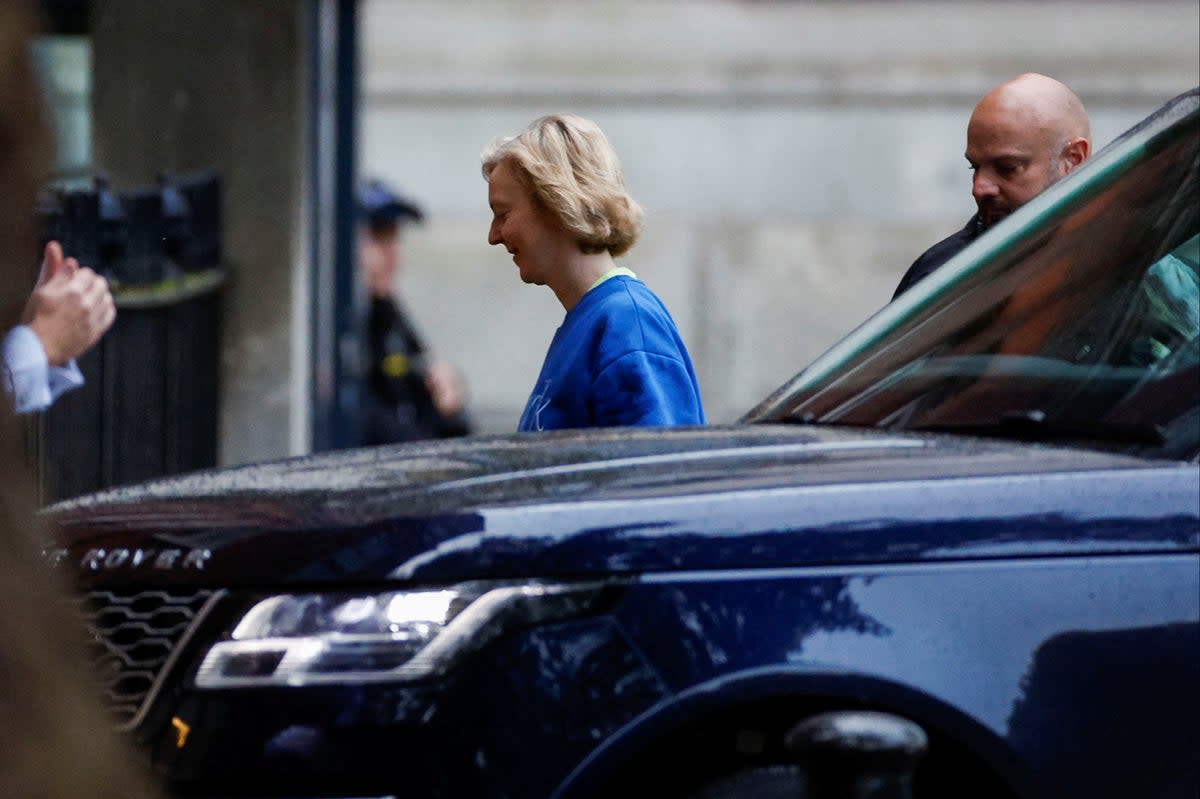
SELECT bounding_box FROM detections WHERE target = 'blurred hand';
[21,241,116,365]
[425,360,466,417]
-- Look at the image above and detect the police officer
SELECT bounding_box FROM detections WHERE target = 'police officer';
[359,180,471,444]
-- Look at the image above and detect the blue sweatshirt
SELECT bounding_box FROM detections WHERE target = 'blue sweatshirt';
[518,275,706,432]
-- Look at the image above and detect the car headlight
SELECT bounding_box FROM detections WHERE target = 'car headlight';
[195,581,613,688]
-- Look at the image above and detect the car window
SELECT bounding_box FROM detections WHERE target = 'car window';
[750,93,1200,459]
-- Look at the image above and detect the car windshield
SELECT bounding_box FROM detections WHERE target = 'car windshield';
[747,89,1200,460]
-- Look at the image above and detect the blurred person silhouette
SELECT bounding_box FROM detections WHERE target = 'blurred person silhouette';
[358,179,471,444]
[0,2,162,797]
[893,73,1092,300]
[482,114,705,431]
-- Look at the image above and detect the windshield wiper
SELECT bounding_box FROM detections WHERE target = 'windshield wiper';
[908,409,1167,446]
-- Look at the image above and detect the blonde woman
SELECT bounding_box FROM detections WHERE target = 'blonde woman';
[482,114,705,431]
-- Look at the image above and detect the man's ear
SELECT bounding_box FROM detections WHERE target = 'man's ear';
[1061,137,1091,174]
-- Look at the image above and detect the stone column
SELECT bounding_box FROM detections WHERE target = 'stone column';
[91,0,309,465]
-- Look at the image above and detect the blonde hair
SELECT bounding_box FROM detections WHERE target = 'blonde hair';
[481,114,644,256]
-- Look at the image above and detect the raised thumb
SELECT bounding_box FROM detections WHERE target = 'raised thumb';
[37,240,66,285]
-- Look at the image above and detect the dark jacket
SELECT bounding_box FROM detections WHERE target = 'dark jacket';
[362,296,471,445]
[892,214,985,300]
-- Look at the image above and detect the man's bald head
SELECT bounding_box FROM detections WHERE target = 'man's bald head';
[973,73,1090,146]
[965,73,1092,228]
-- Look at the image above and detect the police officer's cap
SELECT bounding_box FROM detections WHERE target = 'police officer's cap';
[359,179,425,226]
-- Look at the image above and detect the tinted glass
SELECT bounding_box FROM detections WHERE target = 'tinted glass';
[757,106,1200,459]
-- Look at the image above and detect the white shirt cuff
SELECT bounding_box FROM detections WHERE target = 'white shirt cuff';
[2,324,85,414]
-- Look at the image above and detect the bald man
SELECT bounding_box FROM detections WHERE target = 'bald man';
[893,73,1091,299]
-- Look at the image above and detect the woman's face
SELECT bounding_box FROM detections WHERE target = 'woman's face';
[487,159,570,287]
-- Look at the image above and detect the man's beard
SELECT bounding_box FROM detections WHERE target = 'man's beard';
[976,200,1012,230]
[978,168,1063,231]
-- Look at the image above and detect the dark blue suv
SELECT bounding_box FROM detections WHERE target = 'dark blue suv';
[46,89,1199,799]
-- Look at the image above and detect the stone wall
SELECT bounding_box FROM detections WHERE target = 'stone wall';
[361,0,1200,429]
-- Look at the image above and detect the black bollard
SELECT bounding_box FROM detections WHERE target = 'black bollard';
[784,710,928,799]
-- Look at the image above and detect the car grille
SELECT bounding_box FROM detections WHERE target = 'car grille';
[76,589,216,727]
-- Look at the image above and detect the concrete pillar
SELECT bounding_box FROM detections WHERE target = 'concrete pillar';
[91,0,309,466]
